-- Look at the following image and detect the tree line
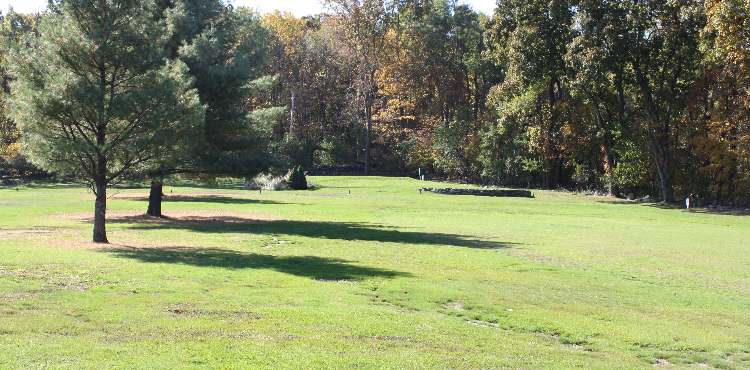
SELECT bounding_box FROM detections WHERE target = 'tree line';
[253,0,749,205]
[1,0,749,217]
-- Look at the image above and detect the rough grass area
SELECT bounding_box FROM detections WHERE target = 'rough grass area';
[1,176,749,369]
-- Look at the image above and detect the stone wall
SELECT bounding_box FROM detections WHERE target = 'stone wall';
[420,187,533,198]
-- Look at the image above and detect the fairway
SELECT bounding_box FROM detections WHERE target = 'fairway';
[1,176,749,369]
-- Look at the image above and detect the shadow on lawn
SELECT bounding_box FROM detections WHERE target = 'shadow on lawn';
[106,214,514,250]
[597,199,749,216]
[103,246,409,280]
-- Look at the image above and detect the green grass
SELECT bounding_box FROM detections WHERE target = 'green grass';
[1,176,749,369]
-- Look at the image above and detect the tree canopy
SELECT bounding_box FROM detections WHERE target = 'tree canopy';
[3,0,750,205]
[144,0,284,217]
[8,0,204,242]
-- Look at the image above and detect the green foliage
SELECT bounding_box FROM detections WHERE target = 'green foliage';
[8,0,204,241]
[0,142,41,179]
[479,82,545,187]
[0,10,42,179]
[3,0,747,204]
[276,135,319,170]
[143,2,282,183]
[624,0,705,202]
[138,1,283,217]
[478,123,540,187]
[9,0,203,179]
[432,116,480,180]
[287,165,308,190]
[258,11,360,170]
[612,140,653,194]
[0,102,18,155]
[485,0,576,189]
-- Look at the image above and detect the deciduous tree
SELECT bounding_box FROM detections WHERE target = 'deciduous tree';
[624,0,704,202]
[325,0,396,174]
[487,0,575,188]
[1,9,41,178]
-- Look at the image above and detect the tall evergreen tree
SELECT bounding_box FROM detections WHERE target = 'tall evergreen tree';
[145,1,283,217]
[9,0,204,242]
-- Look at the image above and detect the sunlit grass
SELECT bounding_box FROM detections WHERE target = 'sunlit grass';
[1,176,749,369]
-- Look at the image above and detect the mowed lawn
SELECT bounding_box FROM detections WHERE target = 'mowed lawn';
[0,176,748,369]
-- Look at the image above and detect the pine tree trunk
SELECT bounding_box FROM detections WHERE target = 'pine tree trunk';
[147,180,164,217]
[93,140,108,243]
[93,181,108,243]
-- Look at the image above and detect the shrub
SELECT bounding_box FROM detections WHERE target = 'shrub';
[244,173,290,191]
[287,165,307,190]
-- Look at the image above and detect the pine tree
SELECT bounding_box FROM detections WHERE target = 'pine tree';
[145,2,284,217]
[9,0,203,242]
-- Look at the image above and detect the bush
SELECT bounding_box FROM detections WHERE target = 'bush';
[287,165,307,190]
[244,173,290,191]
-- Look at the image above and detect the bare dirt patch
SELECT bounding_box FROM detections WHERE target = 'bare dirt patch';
[73,190,254,201]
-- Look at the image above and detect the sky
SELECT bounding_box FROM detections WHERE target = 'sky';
[0,0,497,17]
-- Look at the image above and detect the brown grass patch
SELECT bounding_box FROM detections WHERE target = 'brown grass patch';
[3,210,282,250]
[53,210,280,226]
[0,227,129,250]
[0,226,80,240]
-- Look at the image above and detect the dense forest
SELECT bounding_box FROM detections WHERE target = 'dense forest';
[2,0,749,205]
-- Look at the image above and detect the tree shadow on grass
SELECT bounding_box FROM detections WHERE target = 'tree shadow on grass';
[105,214,515,250]
[598,199,750,216]
[17,181,87,190]
[682,207,749,217]
[593,198,692,209]
[102,246,409,281]
[161,180,245,190]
